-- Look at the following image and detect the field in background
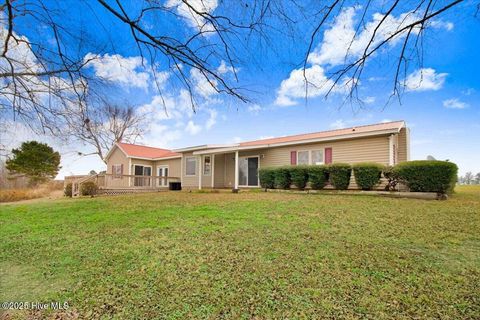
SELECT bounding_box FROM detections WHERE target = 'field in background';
[0,181,63,203]
[1,186,479,319]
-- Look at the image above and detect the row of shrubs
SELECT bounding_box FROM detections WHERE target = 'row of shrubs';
[64,181,98,197]
[259,160,458,194]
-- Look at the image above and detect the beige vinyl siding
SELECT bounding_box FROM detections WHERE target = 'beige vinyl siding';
[397,127,409,163]
[260,135,390,167]
[181,152,199,188]
[106,147,130,188]
[154,158,181,179]
[213,154,225,188]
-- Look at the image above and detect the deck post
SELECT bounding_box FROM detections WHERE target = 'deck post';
[198,155,202,190]
[234,151,239,191]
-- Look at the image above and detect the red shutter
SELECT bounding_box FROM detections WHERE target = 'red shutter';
[121,164,124,175]
[290,151,297,165]
[111,165,114,174]
[325,148,332,164]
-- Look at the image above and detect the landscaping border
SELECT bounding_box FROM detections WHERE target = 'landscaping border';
[265,188,445,200]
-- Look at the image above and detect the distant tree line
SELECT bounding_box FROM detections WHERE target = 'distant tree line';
[458,172,480,185]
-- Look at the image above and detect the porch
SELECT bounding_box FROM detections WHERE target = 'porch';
[67,173,181,196]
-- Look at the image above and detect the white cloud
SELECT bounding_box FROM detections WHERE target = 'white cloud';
[185,120,201,135]
[275,65,347,106]
[190,68,218,99]
[205,109,217,129]
[431,20,454,31]
[248,104,261,114]
[330,119,347,129]
[307,7,431,67]
[84,53,150,89]
[404,68,447,92]
[364,96,376,104]
[217,60,237,74]
[381,119,392,123]
[443,98,469,109]
[166,0,218,34]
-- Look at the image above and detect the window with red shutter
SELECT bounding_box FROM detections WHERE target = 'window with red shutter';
[290,151,297,165]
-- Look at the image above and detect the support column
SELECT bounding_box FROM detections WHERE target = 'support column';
[211,154,215,188]
[234,151,239,191]
[198,155,202,190]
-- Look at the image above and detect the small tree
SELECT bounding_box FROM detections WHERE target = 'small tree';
[475,173,480,185]
[464,172,474,185]
[6,141,61,184]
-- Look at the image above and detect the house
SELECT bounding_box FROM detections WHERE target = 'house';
[104,120,409,190]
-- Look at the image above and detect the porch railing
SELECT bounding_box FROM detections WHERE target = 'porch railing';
[96,173,180,189]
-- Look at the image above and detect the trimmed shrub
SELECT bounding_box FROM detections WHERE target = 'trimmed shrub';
[64,183,73,197]
[274,167,291,189]
[394,160,458,194]
[383,166,399,191]
[352,162,383,190]
[308,165,329,190]
[289,166,309,190]
[80,181,98,196]
[259,168,275,189]
[328,163,352,190]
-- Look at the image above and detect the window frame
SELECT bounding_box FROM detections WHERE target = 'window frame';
[311,149,325,165]
[203,155,212,176]
[112,164,122,178]
[185,156,197,176]
[296,150,310,165]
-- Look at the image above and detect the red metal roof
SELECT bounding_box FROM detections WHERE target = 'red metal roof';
[239,120,405,147]
[117,142,180,159]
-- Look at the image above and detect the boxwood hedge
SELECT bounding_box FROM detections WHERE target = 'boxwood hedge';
[274,167,292,189]
[328,163,352,190]
[352,162,383,190]
[289,166,309,190]
[394,160,458,194]
[259,168,275,189]
[308,165,329,190]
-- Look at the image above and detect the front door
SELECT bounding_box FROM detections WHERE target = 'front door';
[239,156,259,187]
[158,166,168,187]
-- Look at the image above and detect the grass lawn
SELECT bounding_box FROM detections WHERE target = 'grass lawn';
[1,186,479,319]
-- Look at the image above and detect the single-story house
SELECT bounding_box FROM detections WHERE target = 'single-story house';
[103,120,409,190]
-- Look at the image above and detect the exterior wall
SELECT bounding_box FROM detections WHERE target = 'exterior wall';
[213,154,225,188]
[181,152,199,188]
[180,133,401,189]
[154,158,181,178]
[397,127,409,163]
[106,147,130,188]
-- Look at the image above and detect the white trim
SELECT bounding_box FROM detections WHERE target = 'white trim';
[184,156,197,177]
[296,150,310,165]
[234,151,239,189]
[180,156,183,184]
[133,164,153,187]
[157,165,169,187]
[406,128,411,161]
[174,144,237,153]
[238,155,260,187]
[203,155,212,176]
[192,128,402,155]
[211,154,215,188]
[126,155,182,161]
[198,155,202,190]
[128,158,132,187]
[104,143,127,162]
[389,134,395,166]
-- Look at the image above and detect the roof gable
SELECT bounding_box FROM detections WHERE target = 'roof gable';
[116,142,180,159]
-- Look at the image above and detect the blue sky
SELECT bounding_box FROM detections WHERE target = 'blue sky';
[2,1,479,178]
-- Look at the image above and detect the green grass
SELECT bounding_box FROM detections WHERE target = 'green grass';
[1,186,479,319]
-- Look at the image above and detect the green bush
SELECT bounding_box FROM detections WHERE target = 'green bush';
[274,167,291,189]
[394,160,458,194]
[352,162,383,190]
[289,166,309,190]
[259,168,275,189]
[328,163,352,190]
[80,181,98,196]
[383,166,399,191]
[308,165,329,190]
[64,183,73,197]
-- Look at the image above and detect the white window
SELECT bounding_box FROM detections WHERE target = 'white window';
[297,151,309,165]
[311,150,324,165]
[112,164,122,178]
[203,155,211,175]
[185,157,197,176]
